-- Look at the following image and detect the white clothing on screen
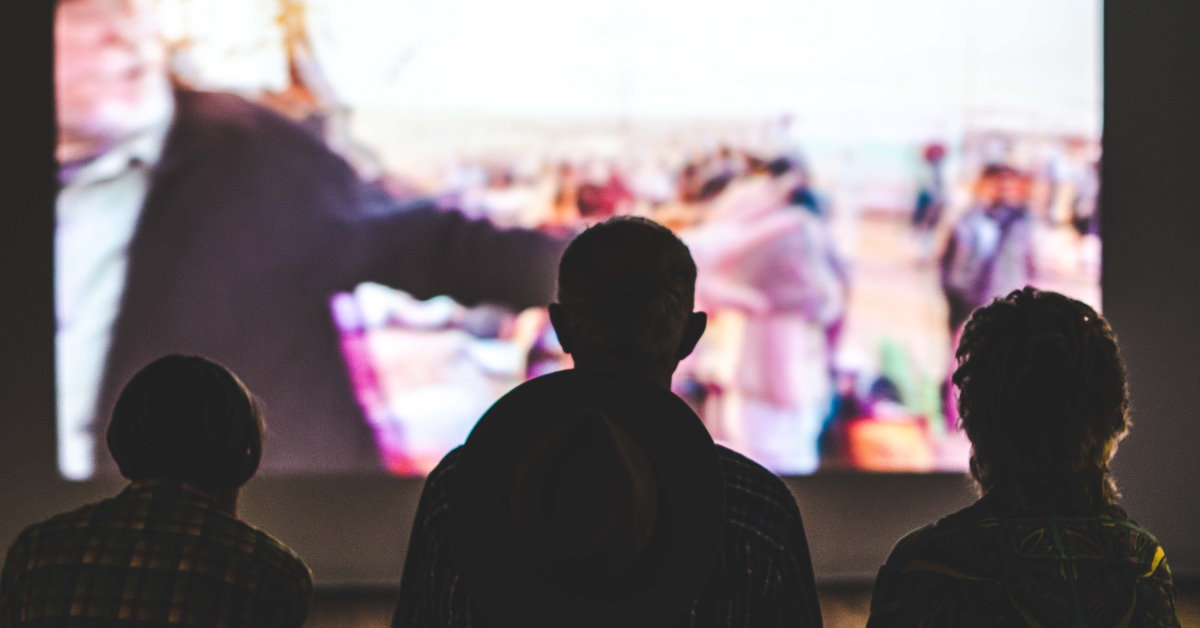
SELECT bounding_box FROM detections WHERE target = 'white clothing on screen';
[55,118,171,480]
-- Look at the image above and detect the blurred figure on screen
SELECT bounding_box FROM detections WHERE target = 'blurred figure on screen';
[912,142,947,262]
[0,355,312,627]
[868,289,1180,626]
[939,164,1036,336]
[687,157,847,474]
[912,143,946,231]
[53,0,566,478]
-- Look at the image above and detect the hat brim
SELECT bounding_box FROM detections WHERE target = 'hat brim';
[453,370,725,628]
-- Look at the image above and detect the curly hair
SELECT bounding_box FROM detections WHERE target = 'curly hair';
[952,287,1129,512]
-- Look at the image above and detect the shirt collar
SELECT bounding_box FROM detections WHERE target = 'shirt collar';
[125,477,220,507]
[59,99,175,188]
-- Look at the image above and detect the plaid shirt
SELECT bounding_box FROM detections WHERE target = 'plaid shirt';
[393,445,823,627]
[868,495,1180,627]
[0,480,312,627]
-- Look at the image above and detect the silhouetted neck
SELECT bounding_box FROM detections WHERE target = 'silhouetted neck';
[127,479,241,518]
[570,360,673,390]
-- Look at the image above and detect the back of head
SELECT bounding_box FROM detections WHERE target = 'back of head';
[107,355,264,489]
[953,288,1129,512]
[557,217,697,371]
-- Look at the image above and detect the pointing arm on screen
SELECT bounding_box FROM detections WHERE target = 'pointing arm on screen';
[336,188,570,312]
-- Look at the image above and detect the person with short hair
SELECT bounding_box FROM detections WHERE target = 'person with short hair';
[868,288,1180,626]
[0,355,312,627]
[392,217,823,627]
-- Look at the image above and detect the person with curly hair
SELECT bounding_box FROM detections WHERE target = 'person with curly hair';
[868,287,1180,627]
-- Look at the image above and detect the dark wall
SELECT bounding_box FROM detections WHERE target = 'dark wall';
[1099,0,1200,574]
[2,3,60,499]
[3,1,1197,585]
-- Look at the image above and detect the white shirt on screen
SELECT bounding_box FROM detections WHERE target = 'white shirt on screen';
[55,118,171,480]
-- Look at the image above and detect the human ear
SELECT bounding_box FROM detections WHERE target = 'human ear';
[676,312,707,360]
[548,303,574,354]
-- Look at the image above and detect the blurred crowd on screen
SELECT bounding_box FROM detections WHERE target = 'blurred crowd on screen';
[318,123,1100,476]
[114,0,1102,476]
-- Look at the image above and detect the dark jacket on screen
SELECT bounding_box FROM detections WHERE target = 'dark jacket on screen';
[93,91,566,474]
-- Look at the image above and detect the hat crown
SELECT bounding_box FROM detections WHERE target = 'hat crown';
[513,408,659,582]
[454,370,725,628]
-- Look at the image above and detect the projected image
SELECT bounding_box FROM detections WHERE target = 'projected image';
[55,0,1101,478]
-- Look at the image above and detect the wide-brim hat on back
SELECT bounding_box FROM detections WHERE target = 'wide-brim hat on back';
[453,369,725,628]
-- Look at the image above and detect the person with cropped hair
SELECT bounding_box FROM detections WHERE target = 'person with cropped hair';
[393,217,822,628]
[0,355,312,627]
[868,288,1179,626]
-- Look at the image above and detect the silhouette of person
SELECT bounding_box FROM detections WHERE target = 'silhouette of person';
[868,288,1180,626]
[392,217,823,627]
[1,355,312,627]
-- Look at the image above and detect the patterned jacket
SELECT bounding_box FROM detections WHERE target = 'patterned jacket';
[0,480,312,627]
[392,445,823,627]
[868,494,1179,627]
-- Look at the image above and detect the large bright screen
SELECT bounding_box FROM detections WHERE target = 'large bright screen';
[55,0,1101,478]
